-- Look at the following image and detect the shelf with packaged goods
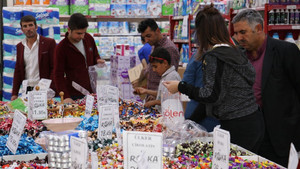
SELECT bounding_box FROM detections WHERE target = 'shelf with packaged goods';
[60,33,142,37]
[59,15,170,22]
[173,39,189,43]
[266,4,300,11]
[232,6,265,14]
[268,25,300,31]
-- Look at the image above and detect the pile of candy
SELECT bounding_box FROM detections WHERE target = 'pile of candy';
[96,144,123,168]
[76,115,99,131]
[120,115,163,132]
[88,137,118,151]
[0,134,46,156]
[0,157,48,169]
[175,140,253,158]
[0,101,10,116]
[0,118,46,139]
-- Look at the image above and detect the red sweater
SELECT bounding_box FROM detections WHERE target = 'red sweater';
[12,36,56,96]
[53,32,100,98]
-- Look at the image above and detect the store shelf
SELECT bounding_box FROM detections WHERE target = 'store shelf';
[59,15,170,22]
[267,4,300,10]
[232,6,265,14]
[268,25,300,31]
[173,39,189,43]
[61,33,142,37]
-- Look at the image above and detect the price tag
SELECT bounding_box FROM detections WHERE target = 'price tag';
[6,110,27,154]
[28,91,48,120]
[113,103,122,146]
[21,80,28,98]
[212,128,230,169]
[288,143,299,169]
[286,5,297,9]
[85,95,94,118]
[35,78,52,91]
[98,105,114,140]
[70,137,88,169]
[97,85,119,107]
[91,152,98,169]
[123,131,163,169]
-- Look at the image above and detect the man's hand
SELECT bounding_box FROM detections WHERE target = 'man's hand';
[133,87,148,95]
[97,59,105,64]
[64,98,75,104]
[11,95,18,101]
[144,100,156,108]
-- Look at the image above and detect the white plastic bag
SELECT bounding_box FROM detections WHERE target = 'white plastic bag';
[88,63,111,93]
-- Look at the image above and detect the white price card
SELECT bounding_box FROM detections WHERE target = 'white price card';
[98,105,114,140]
[36,78,52,91]
[28,91,48,120]
[212,128,230,169]
[70,137,88,169]
[288,143,299,169]
[6,110,27,154]
[21,80,28,98]
[123,131,163,169]
[91,152,98,169]
[113,103,122,146]
[97,85,119,107]
[85,95,94,118]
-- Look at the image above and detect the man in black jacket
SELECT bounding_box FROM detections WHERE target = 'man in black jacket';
[233,9,300,167]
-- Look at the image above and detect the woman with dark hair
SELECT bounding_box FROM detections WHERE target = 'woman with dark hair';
[163,4,265,153]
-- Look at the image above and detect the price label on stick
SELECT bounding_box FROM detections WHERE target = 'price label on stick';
[85,95,94,118]
[28,91,47,120]
[212,128,230,169]
[6,110,27,154]
[98,105,114,140]
[70,137,88,169]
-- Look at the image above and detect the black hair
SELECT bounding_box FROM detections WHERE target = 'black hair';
[149,47,171,65]
[68,13,89,30]
[138,19,159,33]
[141,36,145,42]
[20,15,37,27]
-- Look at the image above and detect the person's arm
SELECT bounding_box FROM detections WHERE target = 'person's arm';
[164,55,222,103]
[141,58,148,69]
[48,39,57,91]
[12,45,22,99]
[134,87,158,97]
[144,100,160,108]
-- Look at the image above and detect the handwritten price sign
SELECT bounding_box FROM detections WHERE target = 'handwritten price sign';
[98,105,114,140]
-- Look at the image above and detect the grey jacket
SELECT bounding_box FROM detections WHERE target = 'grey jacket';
[179,46,258,120]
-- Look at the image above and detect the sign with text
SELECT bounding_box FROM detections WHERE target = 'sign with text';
[35,78,52,91]
[288,143,299,169]
[128,64,143,82]
[6,110,27,154]
[70,137,88,169]
[98,105,114,140]
[212,128,230,169]
[113,103,122,146]
[91,152,98,169]
[123,131,163,169]
[85,95,94,118]
[97,85,119,107]
[28,91,48,120]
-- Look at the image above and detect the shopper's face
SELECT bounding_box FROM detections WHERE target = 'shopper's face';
[68,28,87,43]
[151,60,168,76]
[21,21,37,39]
[141,27,159,46]
[233,20,258,51]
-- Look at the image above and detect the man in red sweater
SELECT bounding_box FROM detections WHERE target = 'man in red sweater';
[54,13,104,103]
[11,15,56,100]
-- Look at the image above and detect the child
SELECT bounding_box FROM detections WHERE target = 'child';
[134,47,181,109]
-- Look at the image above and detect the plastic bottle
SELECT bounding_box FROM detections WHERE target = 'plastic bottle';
[174,22,178,39]
[290,9,295,25]
[284,32,296,44]
[295,9,299,24]
[275,9,280,25]
[273,32,280,39]
[269,10,275,25]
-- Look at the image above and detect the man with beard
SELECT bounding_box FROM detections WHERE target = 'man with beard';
[11,15,56,100]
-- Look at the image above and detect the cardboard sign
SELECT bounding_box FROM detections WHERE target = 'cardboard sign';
[70,137,88,169]
[6,110,27,154]
[91,152,98,169]
[85,95,94,118]
[123,131,163,169]
[35,78,51,91]
[28,91,47,120]
[98,105,114,140]
[212,128,230,169]
[288,143,299,169]
[128,64,143,83]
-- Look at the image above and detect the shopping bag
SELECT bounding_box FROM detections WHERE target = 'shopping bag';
[88,63,110,93]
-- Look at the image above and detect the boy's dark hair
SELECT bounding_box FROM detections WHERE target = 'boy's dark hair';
[138,19,159,33]
[149,47,171,65]
[20,15,37,27]
[141,36,145,43]
[68,13,89,30]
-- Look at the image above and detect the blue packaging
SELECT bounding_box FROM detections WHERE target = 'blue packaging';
[119,22,129,34]
[2,90,12,101]
[182,0,187,15]
[2,7,23,27]
[3,41,17,57]
[126,4,147,16]
[147,0,162,16]
[42,25,61,41]
[98,22,109,35]
[3,76,14,86]
[108,21,120,34]
[110,4,127,16]
[3,26,25,40]
[111,0,127,4]
[3,60,16,69]
[23,8,59,25]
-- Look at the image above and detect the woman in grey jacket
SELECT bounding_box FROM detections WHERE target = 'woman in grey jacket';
[163,5,265,153]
